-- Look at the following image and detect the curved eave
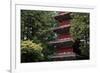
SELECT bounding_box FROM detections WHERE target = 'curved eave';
[51,25,71,34]
[48,41,73,48]
[51,24,71,30]
[48,52,76,59]
[54,13,72,21]
[48,38,73,45]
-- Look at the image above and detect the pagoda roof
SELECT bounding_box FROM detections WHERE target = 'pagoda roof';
[51,25,71,34]
[58,12,70,15]
[54,12,72,21]
[51,24,71,31]
[48,38,74,49]
[48,52,76,59]
[48,38,73,44]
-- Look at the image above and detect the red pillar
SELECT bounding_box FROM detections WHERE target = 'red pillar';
[55,12,73,54]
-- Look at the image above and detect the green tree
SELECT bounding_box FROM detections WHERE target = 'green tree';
[21,40,44,62]
[70,13,90,58]
[21,10,57,42]
[21,10,57,62]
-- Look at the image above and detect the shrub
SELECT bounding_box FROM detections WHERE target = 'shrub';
[21,40,44,62]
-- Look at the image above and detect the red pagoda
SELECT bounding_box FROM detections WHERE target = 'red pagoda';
[48,12,76,60]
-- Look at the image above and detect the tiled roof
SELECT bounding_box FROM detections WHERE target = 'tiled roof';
[51,24,71,31]
[48,38,73,44]
[56,12,71,17]
[54,12,71,21]
[48,52,76,58]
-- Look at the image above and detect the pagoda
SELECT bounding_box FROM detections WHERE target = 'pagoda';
[48,12,76,60]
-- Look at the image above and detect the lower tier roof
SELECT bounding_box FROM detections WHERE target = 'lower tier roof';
[48,52,76,59]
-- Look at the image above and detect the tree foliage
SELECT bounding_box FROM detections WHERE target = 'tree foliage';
[21,10,56,42]
[21,10,57,62]
[21,40,44,62]
[70,13,90,58]
[21,10,90,62]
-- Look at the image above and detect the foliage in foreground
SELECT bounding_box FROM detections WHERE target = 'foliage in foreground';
[21,40,44,62]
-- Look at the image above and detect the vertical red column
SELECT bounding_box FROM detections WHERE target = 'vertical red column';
[56,12,73,53]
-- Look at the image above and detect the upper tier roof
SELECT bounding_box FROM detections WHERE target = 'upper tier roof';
[51,24,71,34]
[58,12,70,15]
[54,12,72,21]
[51,24,70,30]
